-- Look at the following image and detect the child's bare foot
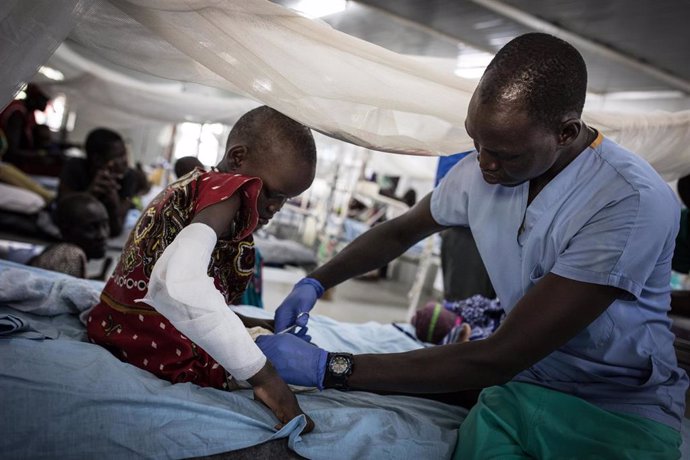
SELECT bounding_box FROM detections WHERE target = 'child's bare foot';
[455,323,472,343]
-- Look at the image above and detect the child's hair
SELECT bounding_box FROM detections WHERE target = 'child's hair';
[174,156,204,178]
[55,192,104,232]
[226,106,316,166]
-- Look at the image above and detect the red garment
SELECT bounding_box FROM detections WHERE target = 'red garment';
[87,169,262,389]
[0,100,35,149]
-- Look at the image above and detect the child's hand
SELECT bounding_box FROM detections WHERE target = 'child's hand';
[248,362,315,433]
[236,312,275,332]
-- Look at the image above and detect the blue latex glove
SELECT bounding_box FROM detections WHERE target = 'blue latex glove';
[274,277,324,337]
[256,333,328,390]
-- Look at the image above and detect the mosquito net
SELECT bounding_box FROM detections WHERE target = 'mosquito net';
[2,0,689,179]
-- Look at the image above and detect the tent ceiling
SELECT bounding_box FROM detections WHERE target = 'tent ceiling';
[7,0,688,181]
[275,0,690,94]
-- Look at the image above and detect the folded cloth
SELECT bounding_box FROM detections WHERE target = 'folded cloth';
[0,313,57,339]
[0,267,100,319]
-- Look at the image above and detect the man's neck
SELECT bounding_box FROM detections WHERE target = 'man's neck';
[528,124,597,204]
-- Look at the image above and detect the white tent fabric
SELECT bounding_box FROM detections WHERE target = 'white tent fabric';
[0,0,94,108]
[2,0,690,179]
[44,45,261,129]
[582,110,690,180]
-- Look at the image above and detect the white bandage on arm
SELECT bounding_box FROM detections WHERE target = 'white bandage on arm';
[136,222,266,381]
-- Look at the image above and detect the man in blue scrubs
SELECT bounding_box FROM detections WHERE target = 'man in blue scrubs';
[258,33,688,458]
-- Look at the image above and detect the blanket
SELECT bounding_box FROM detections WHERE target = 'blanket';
[0,260,465,460]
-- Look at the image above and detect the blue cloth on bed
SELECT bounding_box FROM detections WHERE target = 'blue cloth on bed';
[0,260,466,459]
[0,313,58,339]
[2,259,689,459]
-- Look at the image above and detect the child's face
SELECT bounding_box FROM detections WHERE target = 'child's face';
[240,149,314,227]
[63,202,110,259]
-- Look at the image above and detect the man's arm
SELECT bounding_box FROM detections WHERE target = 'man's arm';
[310,193,447,289]
[346,273,621,393]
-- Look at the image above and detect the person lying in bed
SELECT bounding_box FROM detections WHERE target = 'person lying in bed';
[87,106,317,431]
[29,193,110,278]
[258,33,688,458]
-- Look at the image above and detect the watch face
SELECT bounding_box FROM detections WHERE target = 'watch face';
[330,355,351,375]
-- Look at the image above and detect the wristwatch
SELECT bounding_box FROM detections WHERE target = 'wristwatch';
[323,352,354,390]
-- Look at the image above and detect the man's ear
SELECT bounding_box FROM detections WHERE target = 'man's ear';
[557,118,583,147]
[224,144,248,171]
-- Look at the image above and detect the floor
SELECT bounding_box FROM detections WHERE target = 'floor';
[260,266,417,324]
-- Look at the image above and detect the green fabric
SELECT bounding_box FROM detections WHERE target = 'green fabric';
[673,208,690,273]
[454,382,681,460]
[427,302,443,342]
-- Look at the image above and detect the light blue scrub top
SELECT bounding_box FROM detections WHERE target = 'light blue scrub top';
[431,134,688,429]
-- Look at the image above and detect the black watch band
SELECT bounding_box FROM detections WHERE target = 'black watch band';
[323,352,354,390]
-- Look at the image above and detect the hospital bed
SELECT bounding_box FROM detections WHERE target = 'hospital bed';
[0,259,466,459]
[2,259,689,459]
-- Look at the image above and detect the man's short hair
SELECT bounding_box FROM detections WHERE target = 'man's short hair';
[480,32,588,130]
[226,106,316,166]
[85,128,123,159]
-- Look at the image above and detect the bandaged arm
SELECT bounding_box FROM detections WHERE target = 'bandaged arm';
[137,223,266,380]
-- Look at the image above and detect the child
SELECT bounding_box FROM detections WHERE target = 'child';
[87,106,317,431]
[411,296,505,345]
[29,193,111,278]
[0,193,110,279]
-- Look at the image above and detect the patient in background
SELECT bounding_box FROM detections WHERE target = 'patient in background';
[59,128,139,237]
[0,193,110,278]
[174,156,204,178]
[411,297,505,344]
[0,83,50,161]
[0,126,55,207]
[29,193,110,278]
[87,106,316,431]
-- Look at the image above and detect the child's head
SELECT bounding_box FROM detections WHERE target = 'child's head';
[174,156,204,178]
[219,106,316,226]
[411,301,460,344]
[56,193,110,259]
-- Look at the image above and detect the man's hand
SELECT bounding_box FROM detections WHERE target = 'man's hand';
[88,161,122,203]
[256,333,328,389]
[274,278,324,338]
[248,362,315,432]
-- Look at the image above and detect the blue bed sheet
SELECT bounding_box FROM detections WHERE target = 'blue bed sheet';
[2,259,689,459]
[0,260,465,459]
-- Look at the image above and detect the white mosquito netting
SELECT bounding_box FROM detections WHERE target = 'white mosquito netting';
[2,0,690,179]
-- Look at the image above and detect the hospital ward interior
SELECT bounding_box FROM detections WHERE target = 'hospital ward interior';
[2,1,690,459]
